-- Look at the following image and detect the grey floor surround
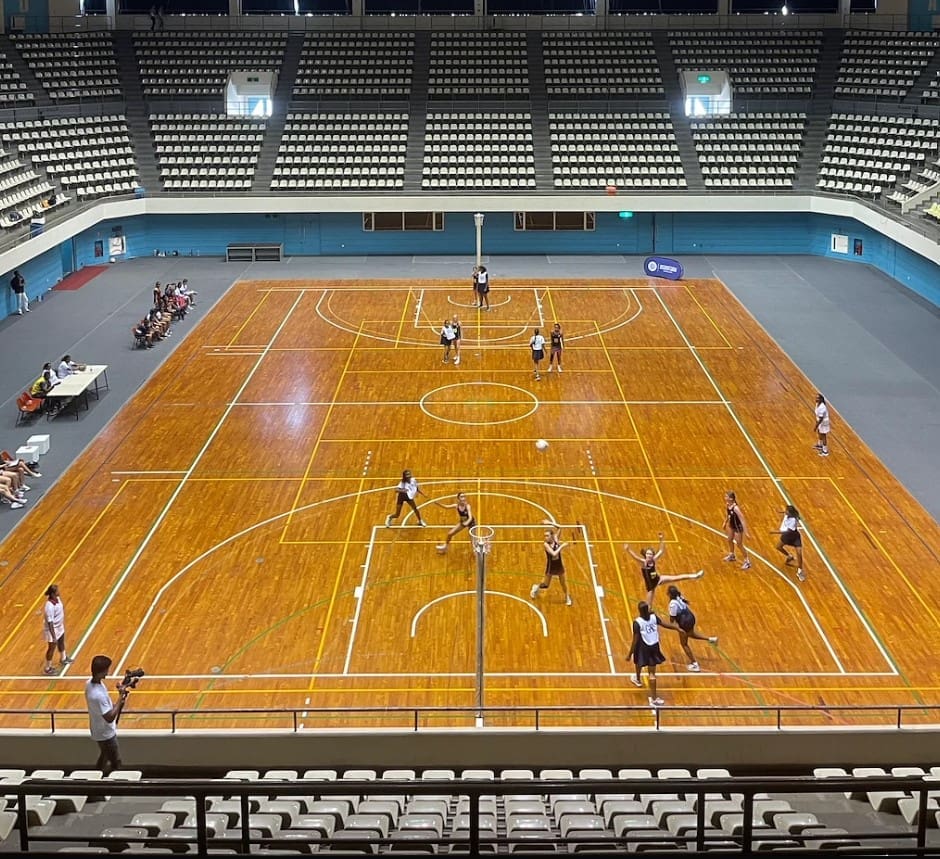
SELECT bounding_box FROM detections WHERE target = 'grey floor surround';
[0,253,936,555]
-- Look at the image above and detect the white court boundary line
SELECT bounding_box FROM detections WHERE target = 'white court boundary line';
[410,590,548,638]
[652,290,898,676]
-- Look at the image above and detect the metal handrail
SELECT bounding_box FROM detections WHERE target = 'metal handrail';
[2,702,940,733]
[2,774,938,855]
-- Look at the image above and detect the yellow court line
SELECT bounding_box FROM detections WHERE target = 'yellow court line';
[827,478,940,630]
[393,288,413,347]
[681,284,735,350]
[279,310,365,538]
[0,481,130,659]
[224,286,280,348]
[592,320,676,544]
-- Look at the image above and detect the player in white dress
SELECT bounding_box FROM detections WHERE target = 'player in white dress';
[814,393,830,457]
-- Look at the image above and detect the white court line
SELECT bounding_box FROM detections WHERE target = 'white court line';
[6,670,898,682]
[411,590,548,638]
[566,287,644,343]
[231,399,726,408]
[447,296,512,310]
[69,291,308,676]
[413,288,423,329]
[111,470,188,475]
[581,523,616,675]
[342,525,377,675]
[653,290,898,676]
[534,288,544,328]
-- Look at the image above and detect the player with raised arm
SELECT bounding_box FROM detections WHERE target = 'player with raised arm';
[624,533,703,607]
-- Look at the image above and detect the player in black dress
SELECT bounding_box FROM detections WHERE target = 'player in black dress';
[626,600,680,707]
[529,521,572,605]
[625,532,703,607]
[723,490,751,570]
[434,492,476,553]
[475,265,490,310]
[547,322,564,373]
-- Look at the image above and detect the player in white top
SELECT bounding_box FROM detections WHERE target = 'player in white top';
[385,470,427,528]
[626,601,680,707]
[440,320,456,364]
[42,584,73,675]
[814,393,830,457]
[773,504,805,581]
[529,328,546,381]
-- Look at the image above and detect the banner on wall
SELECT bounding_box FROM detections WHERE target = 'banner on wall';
[831,234,849,254]
[109,236,126,257]
[644,256,684,281]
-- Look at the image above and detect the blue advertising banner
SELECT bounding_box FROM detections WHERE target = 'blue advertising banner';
[643,256,684,280]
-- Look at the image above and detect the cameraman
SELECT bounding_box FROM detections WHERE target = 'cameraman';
[84,655,127,775]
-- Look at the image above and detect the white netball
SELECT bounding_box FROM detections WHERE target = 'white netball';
[536,439,549,451]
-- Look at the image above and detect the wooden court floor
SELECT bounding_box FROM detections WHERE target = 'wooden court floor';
[0,277,938,731]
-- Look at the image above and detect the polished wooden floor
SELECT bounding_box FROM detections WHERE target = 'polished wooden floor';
[1,277,938,730]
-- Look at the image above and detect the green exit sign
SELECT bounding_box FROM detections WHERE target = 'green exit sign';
[697,74,711,84]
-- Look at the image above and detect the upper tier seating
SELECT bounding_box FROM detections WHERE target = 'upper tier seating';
[692,112,806,189]
[670,30,822,97]
[272,111,408,191]
[11,33,121,101]
[134,31,286,98]
[151,114,265,191]
[422,111,536,190]
[293,33,414,99]
[0,114,136,200]
[541,32,664,97]
[429,33,529,98]
[836,30,940,101]
[817,113,940,197]
[550,111,685,190]
[0,52,32,106]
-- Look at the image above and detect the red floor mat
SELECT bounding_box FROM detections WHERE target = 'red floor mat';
[52,265,108,291]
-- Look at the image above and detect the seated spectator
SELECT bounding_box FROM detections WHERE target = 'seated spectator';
[0,473,27,509]
[179,279,197,307]
[57,354,87,378]
[149,308,171,339]
[1,451,41,479]
[29,362,58,403]
[134,316,156,348]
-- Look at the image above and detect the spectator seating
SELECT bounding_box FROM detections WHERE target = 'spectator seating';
[10,33,121,102]
[541,32,663,97]
[293,33,414,99]
[0,114,136,201]
[134,31,286,98]
[669,29,822,97]
[550,111,686,190]
[836,30,940,101]
[692,112,806,188]
[272,111,408,191]
[422,112,536,190]
[0,148,53,228]
[151,114,265,191]
[17,766,940,853]
[0,52,33,106]
[429,33,529,98]
[817,113,940,197]
[888,160,940,209]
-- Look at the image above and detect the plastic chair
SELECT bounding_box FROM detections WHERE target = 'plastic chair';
[15,393,43,425]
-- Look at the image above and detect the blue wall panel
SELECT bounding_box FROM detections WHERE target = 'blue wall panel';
[12,209,940,318]
[5,245,63,315]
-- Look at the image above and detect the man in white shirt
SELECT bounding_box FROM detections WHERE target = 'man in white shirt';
[85,655,128,775]
[42,585,73,675]
[56,354,86,379]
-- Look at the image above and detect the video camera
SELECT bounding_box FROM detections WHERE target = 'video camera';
[118,667,145,694]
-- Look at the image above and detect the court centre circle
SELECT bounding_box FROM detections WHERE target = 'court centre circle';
[420,381,538,426]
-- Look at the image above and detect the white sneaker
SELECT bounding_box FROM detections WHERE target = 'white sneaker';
[436,544,447,553]
[21,485,31,492]
[384,515,393,528]
[547,365,553,373]
[649,696,665,707]
[797,568,806,582]
[11,501,24,509]
[418,521,427,528]
[688,662,701,672]
[557,366,562,373]
[629,676,643,688]
[708,636,719,645]
[454,357,460,365]
[529,584,539,599]
[741,560,751,570]
[565,595,572,606]
[723,554,736,562]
